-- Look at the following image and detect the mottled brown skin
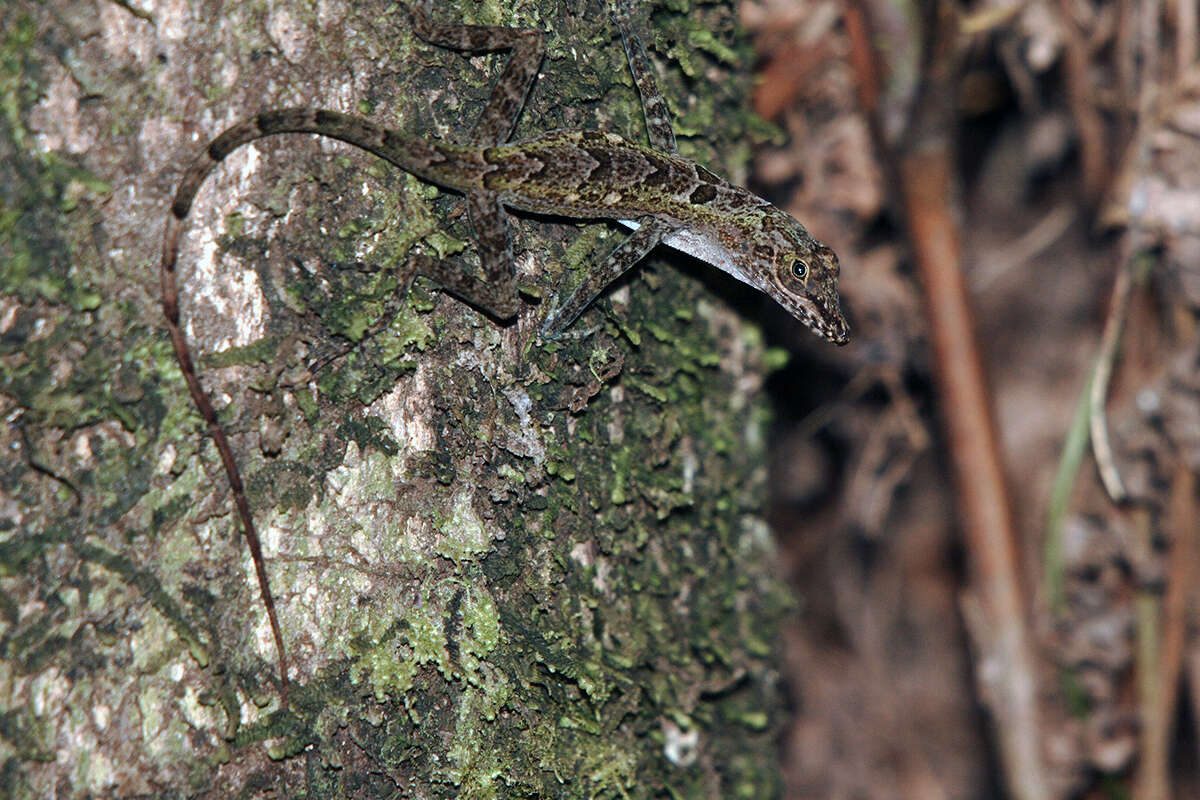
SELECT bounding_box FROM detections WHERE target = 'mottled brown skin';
[160,1,848,703]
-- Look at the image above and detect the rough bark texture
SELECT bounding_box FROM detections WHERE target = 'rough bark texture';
[0,1,793,797]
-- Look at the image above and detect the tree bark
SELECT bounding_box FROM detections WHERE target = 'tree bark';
[1,1,793,796]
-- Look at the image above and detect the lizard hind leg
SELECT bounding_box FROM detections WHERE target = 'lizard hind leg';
[406,1,544,147]
[308,188,522,372]
[410,191,521,321]
[609,2,678,155]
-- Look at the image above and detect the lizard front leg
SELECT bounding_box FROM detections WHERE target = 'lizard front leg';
[541,215,672,336]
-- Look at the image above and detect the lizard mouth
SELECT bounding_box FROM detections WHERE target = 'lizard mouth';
[778,293,850,345]
[829,322,850,346]
[811,313,850,346]
[823,308,850,345]
[809,289,850,345]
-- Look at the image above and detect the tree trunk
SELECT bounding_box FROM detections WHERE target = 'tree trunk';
[1,1,793,796]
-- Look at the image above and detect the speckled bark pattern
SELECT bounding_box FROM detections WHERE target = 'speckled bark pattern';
[2,1,794,797]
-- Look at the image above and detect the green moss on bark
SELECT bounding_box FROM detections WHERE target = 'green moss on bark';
[0,1,793,797]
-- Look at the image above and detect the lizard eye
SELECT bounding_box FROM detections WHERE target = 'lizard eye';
[790,260,809,281]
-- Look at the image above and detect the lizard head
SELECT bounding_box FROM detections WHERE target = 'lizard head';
[744,209,849,345]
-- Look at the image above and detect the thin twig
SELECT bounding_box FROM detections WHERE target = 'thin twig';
[1091,0,1161,504]
[1088,255,1133,502]
[1131,505,1163,800]
[1177,0,1197,79]
[1133,465,1194,800]
[1057,0,1110,201]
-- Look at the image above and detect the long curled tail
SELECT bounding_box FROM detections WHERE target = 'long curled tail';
[160,106,481,704]
[158,110,390,705]
[161,207,292,703]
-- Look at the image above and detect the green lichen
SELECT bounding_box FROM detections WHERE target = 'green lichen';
[1,0,792,796]
[436,491,494,562]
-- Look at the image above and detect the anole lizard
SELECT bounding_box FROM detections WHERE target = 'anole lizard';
[160,1,849,703]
